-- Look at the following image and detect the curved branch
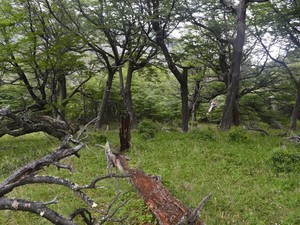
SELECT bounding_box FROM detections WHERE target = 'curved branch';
[0,197,76,225]
[80,173,131,189]
[0,176,97,207]
[0,139,84,191]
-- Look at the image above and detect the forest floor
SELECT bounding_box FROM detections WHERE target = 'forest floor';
[0,124,299,224]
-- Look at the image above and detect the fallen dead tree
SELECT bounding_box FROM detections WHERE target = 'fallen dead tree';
[283,133,300,144]
[104,142,211,225]
[1,114,211,224]
[0,107,79,139]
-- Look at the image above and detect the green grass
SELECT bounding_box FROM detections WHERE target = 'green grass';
[1,126,300,224]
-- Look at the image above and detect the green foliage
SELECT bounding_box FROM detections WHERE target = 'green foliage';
[0,85,29,109]
[272,149,300,173]
[190,127,217,142]
[137,119,159,140]
[87,132,108,145]
[227,127,248,143]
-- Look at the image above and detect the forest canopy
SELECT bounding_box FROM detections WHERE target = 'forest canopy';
[0,0,299,136]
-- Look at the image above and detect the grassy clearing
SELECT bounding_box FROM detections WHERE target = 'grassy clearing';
[0,125,300,224]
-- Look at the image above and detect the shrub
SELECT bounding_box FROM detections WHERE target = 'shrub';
[137,119,159,139]
[272,149,300,173]
[227,127,248,143]
[190,128,217,142]
[88,133,108,145]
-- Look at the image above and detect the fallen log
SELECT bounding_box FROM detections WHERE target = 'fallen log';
[0,107,79,139]
[104,142,210,225]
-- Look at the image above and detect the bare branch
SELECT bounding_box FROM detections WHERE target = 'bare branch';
[69,208,93,225]
[0,197,76,225]
[176,193,212,225]
[80,173,131,189]
[100,191,129,224]
[52,162,75,174]
[0,175,97,207]
[254,32,298,86]
[0,137,84,191]
[76,117,99,140]
[44,197,59,205]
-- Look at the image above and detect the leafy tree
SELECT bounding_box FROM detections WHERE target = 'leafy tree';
[138,0,196,132]
[0,0,90,138]
[253,0,300,130]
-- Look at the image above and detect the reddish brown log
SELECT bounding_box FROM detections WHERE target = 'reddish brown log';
[104,142,206,225]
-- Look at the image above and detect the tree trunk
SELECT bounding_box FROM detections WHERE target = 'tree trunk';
[290,82,300,131]
[95,71,114,130]
[220,0,246,130]
[57,74,67,121]
[119,63,135,125]
[181,69,189,132]
[149,0,190,132]
[232,99,241,126]
[189,80,201,122]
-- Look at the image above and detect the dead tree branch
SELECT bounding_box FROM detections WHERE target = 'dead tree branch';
[0,136,84,191]
[0,108,76,139]
[0,197,77,225]
[0,132,131,224]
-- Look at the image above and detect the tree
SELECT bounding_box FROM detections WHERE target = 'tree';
[253,0,300,130]
[0,0,88,138]
[46,0,157,129]
[140,0,194,132]
[214,0,268,130]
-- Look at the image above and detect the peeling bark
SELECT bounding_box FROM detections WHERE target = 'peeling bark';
[104,142,209,225]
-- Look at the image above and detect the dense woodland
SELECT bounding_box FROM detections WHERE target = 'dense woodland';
[0,0,299,135]
[0,0,300,224]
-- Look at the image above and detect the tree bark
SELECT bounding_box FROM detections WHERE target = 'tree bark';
[0,197,77,225]
[189,80,201,122]
[104,142,209,225]
[181,69,189,132]
[119,63,135,125]
[148,0,190,132]
[119,114,131,152]
[0,109,75,139]
[290,81,300,131]
[220,0,246,130]
[57,74,67,121]
[95,71,114,130]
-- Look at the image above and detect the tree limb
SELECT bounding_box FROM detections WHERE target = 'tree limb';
[69,208,94,225]
[0,175,97,207]
[0,137,84,191]
[0,197,76,225]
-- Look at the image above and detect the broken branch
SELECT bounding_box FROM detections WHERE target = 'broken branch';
[0,197,76,225]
